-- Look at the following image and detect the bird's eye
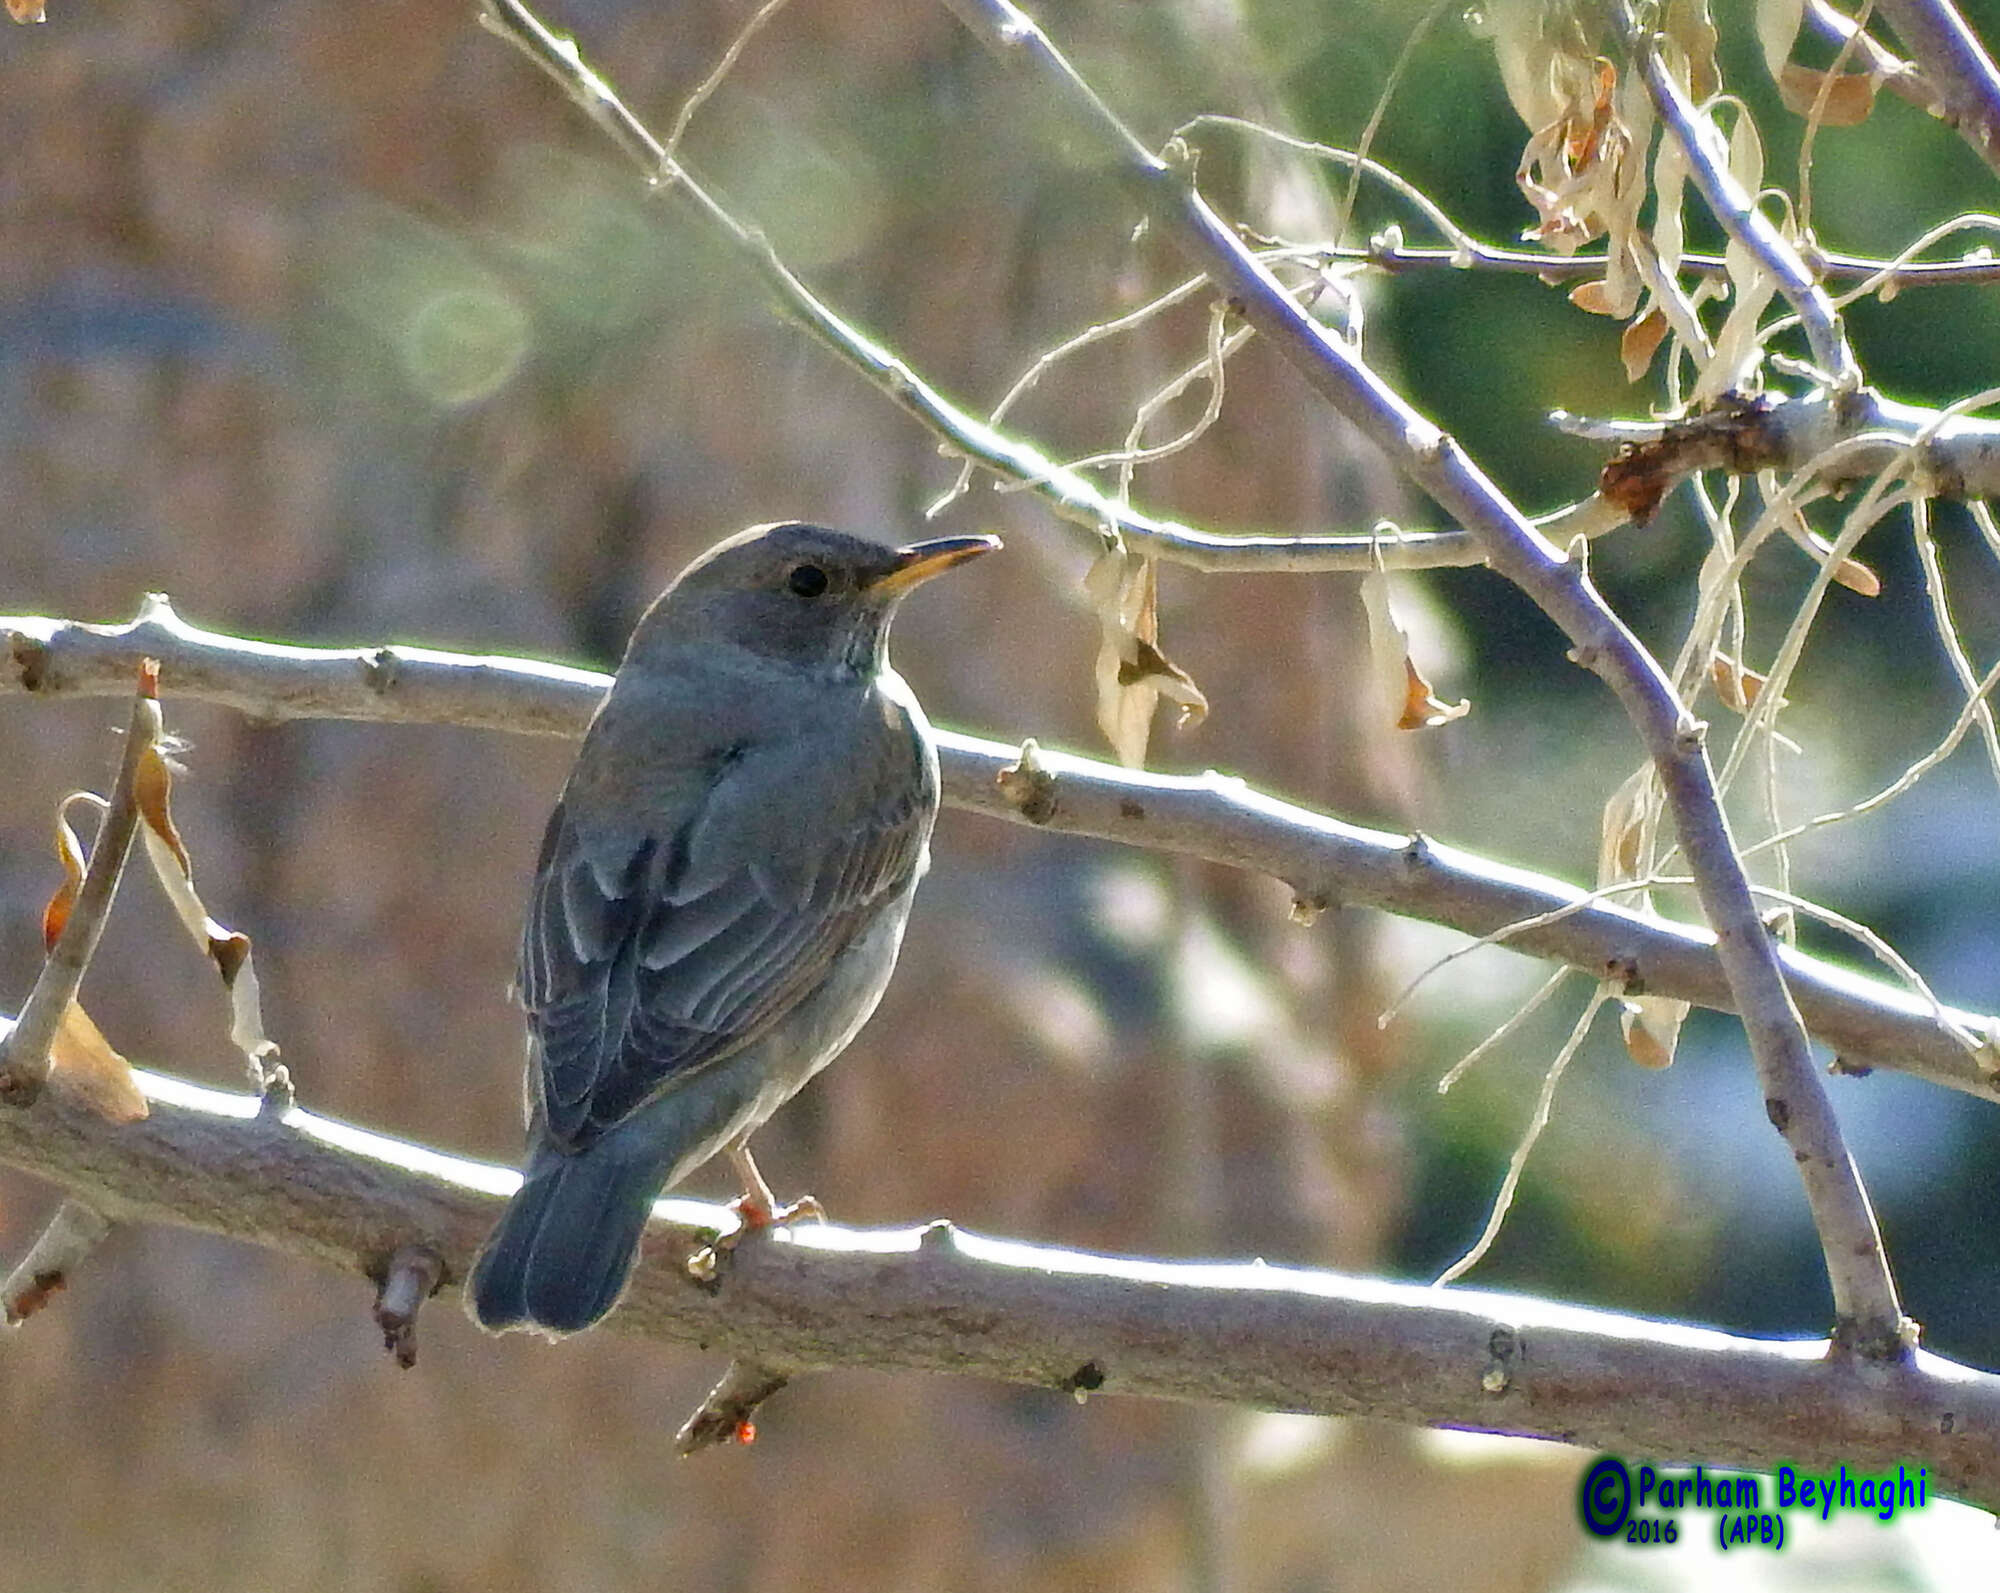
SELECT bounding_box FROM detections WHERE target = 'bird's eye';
[787,563,829,598]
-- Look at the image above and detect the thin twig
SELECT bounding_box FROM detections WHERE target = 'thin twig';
[1434,988,1612,1286]
[1909,494,2000,798]
[1435,966,1574,1096]
[3,1198,112,1325]
[663,0,795,159]
[676,1360,792,1454]
[1317,235,2000,288]
[0,662,161,1107]
[471,0,1496,574]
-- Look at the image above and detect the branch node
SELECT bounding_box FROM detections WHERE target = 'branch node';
[8,632,49,693]
[917,1217,959,1254]
[365,648,402,696]
[1481,1325,1519,1396]
[1060,1359,1106,1403]
[676,1359,791,1455]
[255,1061,295,1119]
[996,738,1058,824]
[372,1243,445,1368]
[1288,891,1330,927]
[4,1198,113,1325]
[1829,1310,1922,1365]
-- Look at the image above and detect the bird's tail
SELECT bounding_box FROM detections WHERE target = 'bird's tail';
[467,1133,667,1336]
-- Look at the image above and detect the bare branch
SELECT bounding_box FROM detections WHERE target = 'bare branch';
[1876,0,2000,176]
[1325,234,2000,287]
[1568,386,2000,523]
[471,0,1531,575]
[677,1361,791,1455]
[3,1198,112,1325]
[1186,112,2000,290]
[373,1243,445,1369]
[1,1048,1996,1505]
[936,0,1908,1354]
[0,663,160,1106]
[4,598,1995,1100]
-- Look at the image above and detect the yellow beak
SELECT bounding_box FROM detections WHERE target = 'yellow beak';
[867,534,1002,598]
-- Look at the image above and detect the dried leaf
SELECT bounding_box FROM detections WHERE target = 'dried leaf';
[132,739,281,1075]
[47,1003,148,1123]
[1085,550,1207,769]
[1754,0,1805,84]
[1618,994,1690,1069]
[41,799,92,948]
[1398,657,1470,730]
[1569,279,1619,315]
[1620,307,1669,382]
[1709,653,1782,713]
[1493,2,1651,263]
[1598,765,1658,887]
[5,0,47,23]
[1778,63,1880,125]
[1664,0,1720,101]
[1833,556,1880,597]
[1118,636,1209,717]
[134,739,193,873]
[1362,570,1468,733]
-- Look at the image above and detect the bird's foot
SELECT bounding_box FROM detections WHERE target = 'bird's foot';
[728,1189,826,1232]
[685,1158,826,1287]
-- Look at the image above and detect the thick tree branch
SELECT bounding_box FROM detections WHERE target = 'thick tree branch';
[5,598,1995,1099]
[938,0,1910,1356]
[1,1045,1996,1506]
[1560,386,2000,523]
[1876,0,2000,176]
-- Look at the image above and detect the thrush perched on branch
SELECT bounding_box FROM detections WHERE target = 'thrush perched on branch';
[469,521,998,1335]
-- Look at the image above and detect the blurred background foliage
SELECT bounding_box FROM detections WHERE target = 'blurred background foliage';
[4,0,2000,1587]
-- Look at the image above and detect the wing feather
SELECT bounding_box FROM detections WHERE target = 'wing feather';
[518,704,931,1150]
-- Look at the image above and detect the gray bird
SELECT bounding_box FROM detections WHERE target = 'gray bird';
[469,521,997,1335]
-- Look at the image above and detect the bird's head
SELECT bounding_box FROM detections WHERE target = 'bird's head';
[629,521,1000,677]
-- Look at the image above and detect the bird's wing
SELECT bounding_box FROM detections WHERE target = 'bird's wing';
[518,713,931,1150]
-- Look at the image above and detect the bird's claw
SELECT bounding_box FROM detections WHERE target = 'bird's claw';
[728,1190,826,1232]
[685,1192,826,1287]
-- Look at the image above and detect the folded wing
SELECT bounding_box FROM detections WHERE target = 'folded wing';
[518,722,929,1149]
